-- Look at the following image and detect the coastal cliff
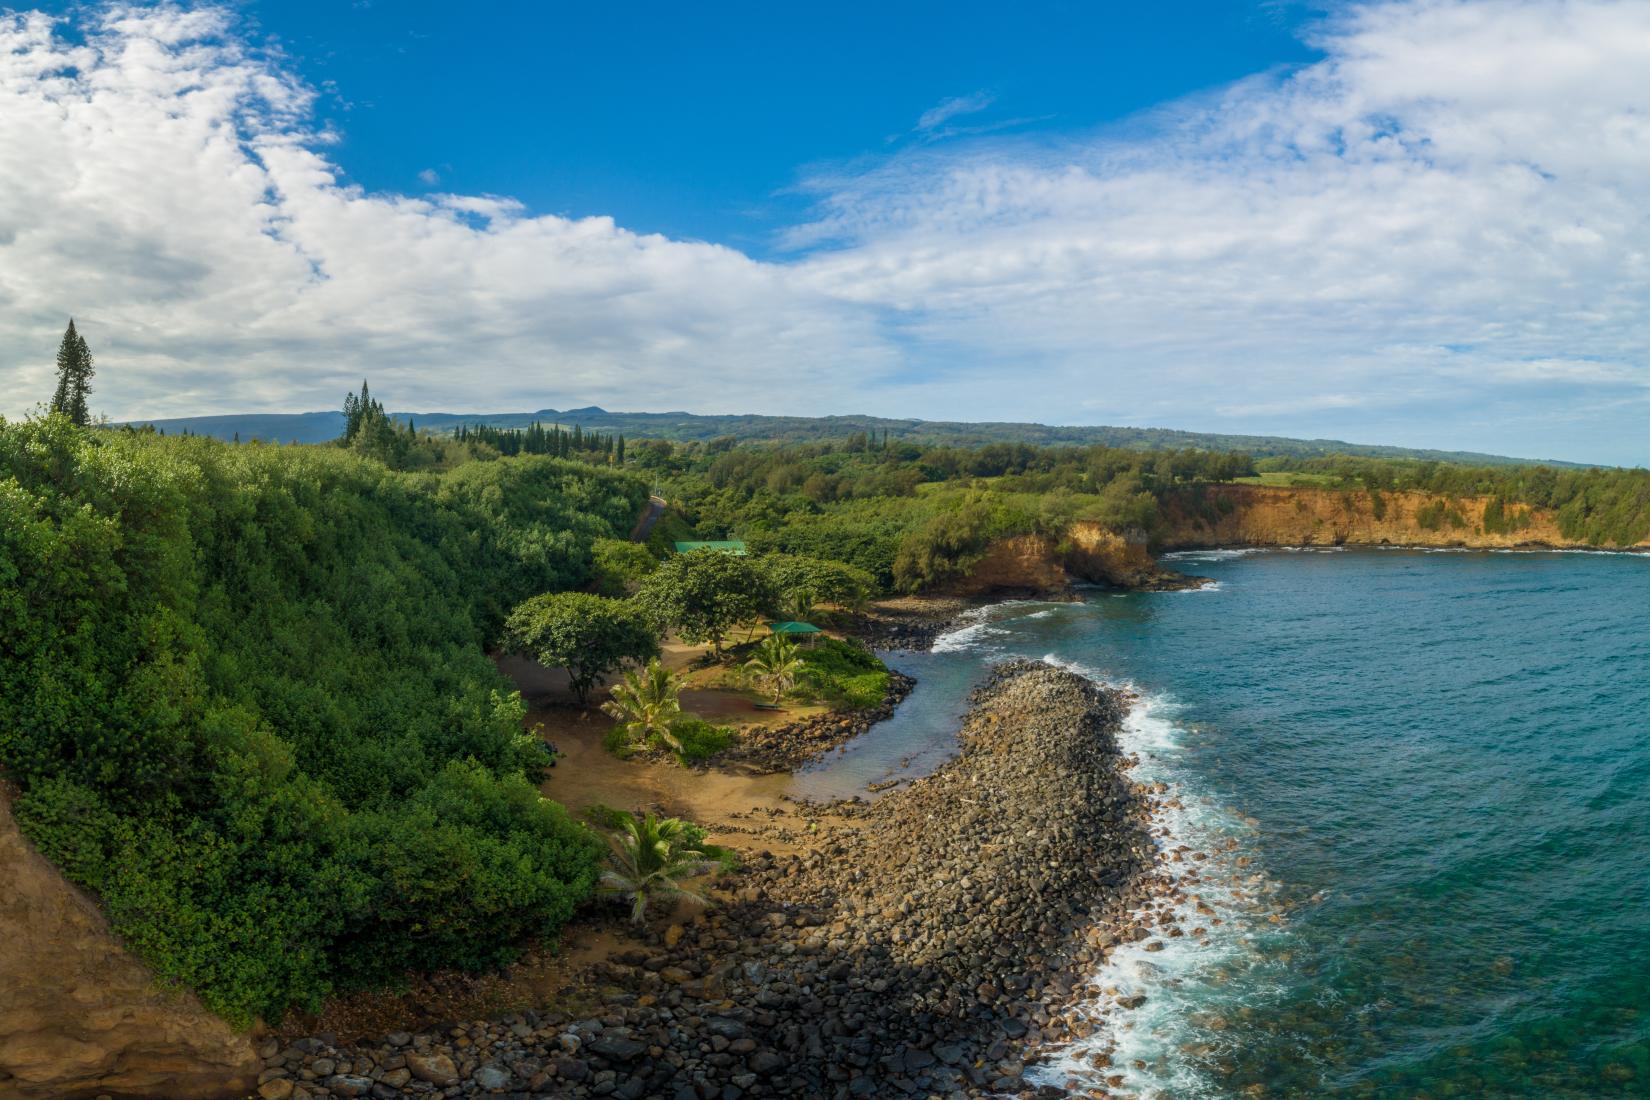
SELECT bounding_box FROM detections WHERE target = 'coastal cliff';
[1156,484,1650,551]
[0,787,261,1100]
[946,523,1194,597]
[946,484,1649,599]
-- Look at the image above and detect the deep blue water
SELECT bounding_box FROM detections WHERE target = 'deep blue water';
[796,548,1650,1099]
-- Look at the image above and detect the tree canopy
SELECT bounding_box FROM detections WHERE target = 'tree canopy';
[0,418,648,1023]
[504,591,658,703]
[634,549,775,654]
[48,319,94,425]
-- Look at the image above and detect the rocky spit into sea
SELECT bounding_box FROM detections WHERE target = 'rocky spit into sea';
[256,662,1169,1100]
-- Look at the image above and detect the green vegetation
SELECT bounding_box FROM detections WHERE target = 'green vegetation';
[598,811,719,924]
[48,319,95,426]
[1252,454,1650,546]
[132,405,1578,467]
[601,659,686,755]
[456,420,625,464]
[744,634,806,705]
[589,537,660,596]
[504,592,658,704]
[763,553,876,619]
[0,415,648,1024]
[666,717,738,763]
[795,637,891,710]
[635,549,775,655]
[644,440,1251,591]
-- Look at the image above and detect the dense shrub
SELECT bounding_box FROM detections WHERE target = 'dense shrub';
[589,537,660,596]
[0,418,646,1024]
[666,717,738,763]
[796,638,891,710]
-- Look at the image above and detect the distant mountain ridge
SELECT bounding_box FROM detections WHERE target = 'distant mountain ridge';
[121,406,1581,467]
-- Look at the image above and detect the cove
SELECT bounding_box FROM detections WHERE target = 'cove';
[797,547,1650,1099]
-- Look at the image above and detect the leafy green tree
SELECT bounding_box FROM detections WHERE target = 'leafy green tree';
[635,549,774,656]
[504,591,657,704]
[763,553,876,618]
[599,811,716,923]
[48,320,94,425]
[601,658,685,753]
[744,633,805,705]
[588,538,659,597]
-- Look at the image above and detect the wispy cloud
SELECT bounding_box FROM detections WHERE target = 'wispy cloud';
[4,3,1650,462]
[915,91,995,132]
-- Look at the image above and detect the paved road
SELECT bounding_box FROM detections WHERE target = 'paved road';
[629,495,667,542]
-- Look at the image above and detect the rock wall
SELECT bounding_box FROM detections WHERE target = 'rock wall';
[944,524,1198,597]
[0,786,261,1100]
[942,534,1070,597]
[1156,484,1650,550]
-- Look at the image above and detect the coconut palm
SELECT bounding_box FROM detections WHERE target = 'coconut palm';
[600,811,716,923]
[744,633,805,705]
[601,658,686,752]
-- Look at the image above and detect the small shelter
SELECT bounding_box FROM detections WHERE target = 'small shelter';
[766,621,822,645]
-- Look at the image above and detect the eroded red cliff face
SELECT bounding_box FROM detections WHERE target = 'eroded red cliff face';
[1155,484,1650,550]
[0,786,261,1100]
[943,524,1193,597]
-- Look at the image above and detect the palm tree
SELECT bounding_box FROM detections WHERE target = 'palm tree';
[745,633,805,706]
[600,811,717,923]
[602,658,685,753]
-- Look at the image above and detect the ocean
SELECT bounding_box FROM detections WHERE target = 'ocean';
[792,547,1650,1099]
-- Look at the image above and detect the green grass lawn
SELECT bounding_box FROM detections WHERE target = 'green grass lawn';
[1231,471,1344,487]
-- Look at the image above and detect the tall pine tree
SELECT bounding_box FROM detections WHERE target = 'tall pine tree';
[48,320,95,425]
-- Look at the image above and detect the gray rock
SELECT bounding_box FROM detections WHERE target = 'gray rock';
[588,1036,647,1061]
[473,1063,512,1091]
[325,1074,374,1098]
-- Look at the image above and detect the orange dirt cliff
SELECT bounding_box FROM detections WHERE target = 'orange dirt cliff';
[0,785,261,1100]
[944,523,1203,598]
[1156,484,1650,551]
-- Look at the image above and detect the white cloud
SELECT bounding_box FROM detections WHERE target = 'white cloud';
[915,91,996,132]
[417,168,440,185]
[4,2,1650,463]
[0,4,895,420]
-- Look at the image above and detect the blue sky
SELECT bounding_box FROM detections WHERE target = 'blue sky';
[236,1,1320,251]
[4,1,1650,465]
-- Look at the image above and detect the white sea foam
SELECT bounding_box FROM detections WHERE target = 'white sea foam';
[929,618,1001,653]
[1031,658,1282,1099]
[930,600,1066,652]
[1159,548,1265,563]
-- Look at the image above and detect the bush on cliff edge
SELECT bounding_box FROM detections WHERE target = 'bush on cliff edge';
[0,417,641,1024]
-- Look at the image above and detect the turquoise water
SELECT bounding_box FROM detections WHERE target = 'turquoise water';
[801,548,1650,1099]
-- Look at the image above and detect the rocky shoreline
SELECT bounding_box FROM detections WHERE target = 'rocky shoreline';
[700,670,916,773]
[257,661,1169,1100]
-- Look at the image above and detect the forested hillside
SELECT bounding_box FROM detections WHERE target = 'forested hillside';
[125,406,1572,466]
[0,418,648,1024]
[635,436,1650,589]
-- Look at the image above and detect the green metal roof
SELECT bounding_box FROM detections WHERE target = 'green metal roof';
[767,621,822,634]
[672,540,747,555]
